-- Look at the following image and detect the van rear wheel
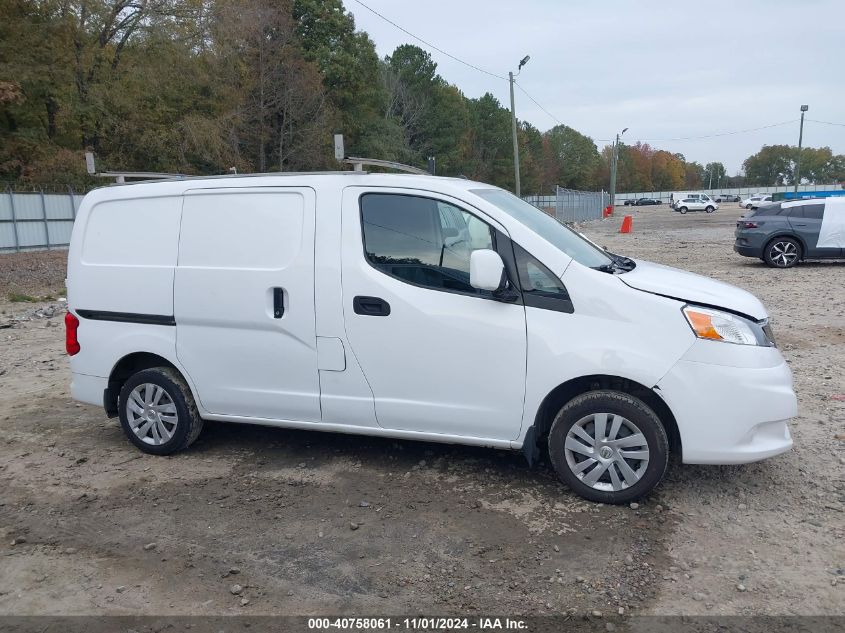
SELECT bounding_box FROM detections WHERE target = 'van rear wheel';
[548,390,669,504]
[118,367,204,455]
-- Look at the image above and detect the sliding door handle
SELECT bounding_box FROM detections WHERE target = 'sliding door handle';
[353,296,391,316]
[273,287,284,318]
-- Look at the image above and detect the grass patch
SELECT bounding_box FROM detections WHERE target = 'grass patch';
[8,292,38,302]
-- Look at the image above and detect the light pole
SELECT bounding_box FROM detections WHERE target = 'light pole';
[509,55,530,197]
[609,127,628,208]
[794,105,808,193]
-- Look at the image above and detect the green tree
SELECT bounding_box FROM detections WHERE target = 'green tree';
[703,162,726,188]
[796,146,845,184]
[742,145,794,185]
[684,161,705,189]
[293,0,383,157]
[462,93,513,187]
[543,124,600,190]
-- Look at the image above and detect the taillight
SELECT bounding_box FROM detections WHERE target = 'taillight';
[741,221,758,229]
[65,312,80,356]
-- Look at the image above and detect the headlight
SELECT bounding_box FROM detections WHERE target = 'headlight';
[682,306,773,346]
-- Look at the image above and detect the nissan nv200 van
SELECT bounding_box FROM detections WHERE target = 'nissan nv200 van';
[65,173,797,504]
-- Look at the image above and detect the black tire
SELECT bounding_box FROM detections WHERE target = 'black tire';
[678,206,688,214]
[548,390,669,504]
[705,206,715,213]
[763,236,801,268]
[118,367,204,455]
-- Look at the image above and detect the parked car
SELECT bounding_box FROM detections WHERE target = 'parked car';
[741,194,772,209]
[734,198,844,268]
[669,192,715,211]
[716,194,741,203]
[623,199,636,206]
[673,194,719,214]
[65,172,796,504]
[635,198,661,206]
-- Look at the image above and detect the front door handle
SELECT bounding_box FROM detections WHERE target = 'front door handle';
[793,223,807,227]
[353,296,391,316]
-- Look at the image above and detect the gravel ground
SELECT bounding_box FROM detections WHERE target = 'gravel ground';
[0,249,68,299]
[0,205,843,618]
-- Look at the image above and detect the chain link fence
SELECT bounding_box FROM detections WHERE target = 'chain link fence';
[553,187,610,223]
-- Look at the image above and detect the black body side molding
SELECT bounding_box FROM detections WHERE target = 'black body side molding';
[77,310,176,326]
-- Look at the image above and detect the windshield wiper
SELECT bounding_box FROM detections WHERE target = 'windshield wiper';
[605,252,636,272]
[593,255,635,275]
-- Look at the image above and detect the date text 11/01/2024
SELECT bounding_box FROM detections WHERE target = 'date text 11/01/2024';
[308,617,528,630]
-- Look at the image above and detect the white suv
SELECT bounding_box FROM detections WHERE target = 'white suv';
[674,194,719,214]
[741,195,772,209]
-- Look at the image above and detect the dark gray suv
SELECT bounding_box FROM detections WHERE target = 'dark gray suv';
[734,199,843,268]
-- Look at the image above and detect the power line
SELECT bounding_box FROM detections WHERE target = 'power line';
[349,0,507,81]
[514,82,564,127]
[807,118,845,127]
[632,120,798,142]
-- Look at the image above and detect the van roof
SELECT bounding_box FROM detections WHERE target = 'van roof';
[84,172,495,200]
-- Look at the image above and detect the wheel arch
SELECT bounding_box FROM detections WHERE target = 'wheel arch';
[764,233,806,259]
[105,352,188,418]
[523,374,681,464]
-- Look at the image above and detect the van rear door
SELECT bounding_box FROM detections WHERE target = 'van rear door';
[174,187,320,421]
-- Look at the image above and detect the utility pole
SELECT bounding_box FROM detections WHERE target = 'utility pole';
[609,128,627,208]
[794,105,808,193]
[509,55,530,197]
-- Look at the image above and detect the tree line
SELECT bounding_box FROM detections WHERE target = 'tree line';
[1,0,843,193]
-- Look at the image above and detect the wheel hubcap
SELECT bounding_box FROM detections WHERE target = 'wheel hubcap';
[126,383,178,445]
[564,413,650,492]
[770,241,797,267]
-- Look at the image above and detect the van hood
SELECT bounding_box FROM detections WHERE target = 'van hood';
[620,260,767,320]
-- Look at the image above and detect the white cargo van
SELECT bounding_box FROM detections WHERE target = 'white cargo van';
[66,173,797,503]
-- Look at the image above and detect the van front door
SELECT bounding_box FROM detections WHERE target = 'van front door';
[174,188,320,421]
[339,188,527,441]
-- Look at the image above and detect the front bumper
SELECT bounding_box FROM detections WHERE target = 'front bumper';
[656,343,796,464]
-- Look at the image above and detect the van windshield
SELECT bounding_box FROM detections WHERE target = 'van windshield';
[471,188,615,270]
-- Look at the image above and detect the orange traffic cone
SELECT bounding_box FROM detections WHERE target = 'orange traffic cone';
[620,215,633,233]
[603,205,613,218]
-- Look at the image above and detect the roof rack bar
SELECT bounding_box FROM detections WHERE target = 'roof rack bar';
[343,157,429,175]
[96,171,186,184]
[85,152,187,183]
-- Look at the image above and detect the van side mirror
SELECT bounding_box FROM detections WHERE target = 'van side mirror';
[470,249,505,291]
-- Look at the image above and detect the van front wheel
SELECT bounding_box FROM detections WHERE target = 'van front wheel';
[118,367,204,456]
[548,390,669,504]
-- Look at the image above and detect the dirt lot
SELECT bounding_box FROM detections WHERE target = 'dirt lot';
[0,206,843,620]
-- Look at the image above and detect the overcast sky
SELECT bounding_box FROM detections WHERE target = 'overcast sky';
[345,0,845,175]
